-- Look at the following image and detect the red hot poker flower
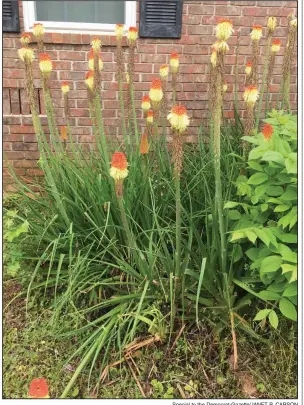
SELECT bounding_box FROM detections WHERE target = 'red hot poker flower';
[262,123,274,140]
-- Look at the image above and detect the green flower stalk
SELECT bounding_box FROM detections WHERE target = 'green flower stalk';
[250,25,263,86]
[265,39,281,115]
[149,78,163,139]
[243,85,259,162]
[127,27,139,145]
[282,16,297,112]
[39,53,60,147]
[167,105,190,324]
[170,53,179,105]
[115,24,128,145]
[33,23,45,52]
[255,17,277,128]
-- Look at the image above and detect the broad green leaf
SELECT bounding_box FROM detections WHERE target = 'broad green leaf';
[259,290,281,300]
[245,247,260,261]
[281,264,297,282]
[268,310,279,329]
[241,136,260,145]
[260,256,283,274]
[230,232,245,242]
[228,210,242,220]
[274,205,290,213]
[253,309,272,321]
[285,157,297,174]
[224,201,239,209]
[248,173,269,185]
[245,230,257,244]
[280,186,297,201]
[260,204,268,212]
[283,282,297,297]
[279,298,297,321]
[277,244,297,263]
[248,161,264,172]
[266,186,284,197]
[262,151,285,165]
[255,183,269,198]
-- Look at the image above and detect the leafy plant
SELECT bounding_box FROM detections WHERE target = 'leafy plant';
[225,110,297,325]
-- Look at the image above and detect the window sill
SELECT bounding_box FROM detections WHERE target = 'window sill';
[31,32,129,47]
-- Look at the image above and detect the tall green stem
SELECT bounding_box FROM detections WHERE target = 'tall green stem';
[175,175,181,281]
[213,66,226,273]
[255,36,272,129]
[94,93,109,170]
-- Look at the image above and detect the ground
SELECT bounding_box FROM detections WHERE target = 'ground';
[3,279,297,399]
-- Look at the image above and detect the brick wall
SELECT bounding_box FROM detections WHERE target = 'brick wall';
[3,1,298,191]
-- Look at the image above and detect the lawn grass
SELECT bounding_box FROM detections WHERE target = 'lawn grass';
[3,279,297,399]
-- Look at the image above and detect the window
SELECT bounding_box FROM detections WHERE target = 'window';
[23,1,136,34]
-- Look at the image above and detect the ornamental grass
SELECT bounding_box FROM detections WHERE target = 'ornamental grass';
[8,15,297,398]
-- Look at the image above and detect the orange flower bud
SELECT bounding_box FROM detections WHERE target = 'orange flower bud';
[245,61,253,76]
[88,49,103,71]
[250,25,263,41]
[159,64,169,78]
[243,85,259,107]
[115,24,124,41]
[85,71,94,91]
[141,95,151,112]
[149,78,163,103]
[91,37,102,53]
[271,39,281,53]
[139,134,149,155]
[170,53,179,73]
[39,53,52,74]
[127,26,138,43]
[146,110,153,125]
[110,152,128,181]
[20,32,31,46]
[61,81,70,94]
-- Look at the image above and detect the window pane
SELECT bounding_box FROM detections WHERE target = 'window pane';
[35,1,124,24]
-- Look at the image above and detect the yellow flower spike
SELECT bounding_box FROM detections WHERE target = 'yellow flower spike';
[139,133,149,155]
[250,25,263,41]
[33,23,44,39]
[170,53,179,74]
[271,39,281,53]
[245,61,253,75]
[290,17,297,28]
[18,47,34,63]
[149,78,163,103]
[85,71,94,91]
[217,41,229,54]
[127,26,138,44]
[146,110,154,126]
[125,72,130,84]
[243,85,259,107]
[167,105,190,133]
[216,18,234,41]
[223,80,228,93]
[91,37,102,53]
[109,152,128,181]
[20,32,31,46]
[210,47,217,68]
[61,81,70,94]
[141,95,151,113]
[267,16,277,34]
[159,64,169,78]
[88,49,103,71]
[39,53,53,74]
[115,24,124,41]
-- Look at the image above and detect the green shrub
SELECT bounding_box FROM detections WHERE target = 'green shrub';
[225,110,297,327]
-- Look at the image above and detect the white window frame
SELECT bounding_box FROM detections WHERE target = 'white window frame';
[23,1,136,35]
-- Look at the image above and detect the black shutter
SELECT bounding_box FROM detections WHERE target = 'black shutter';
[139,0,183,39]
[3,0,20,33]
